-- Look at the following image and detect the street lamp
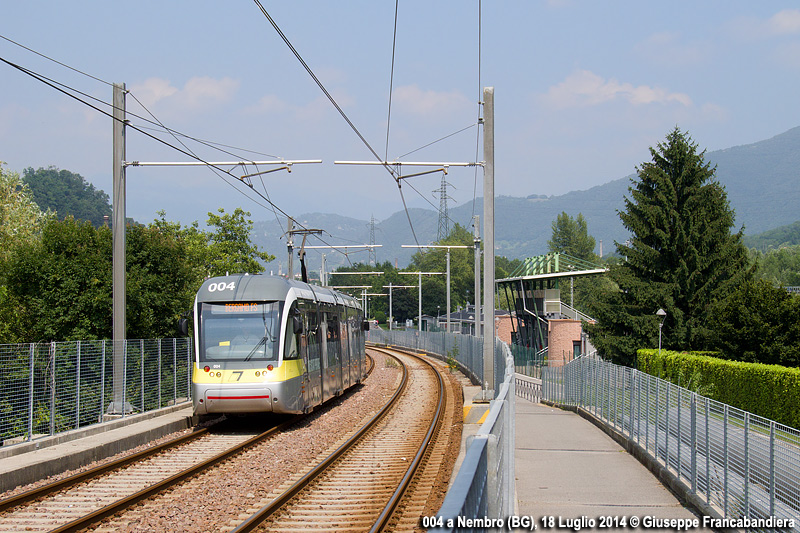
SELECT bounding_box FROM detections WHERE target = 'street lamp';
[656,308,667,356]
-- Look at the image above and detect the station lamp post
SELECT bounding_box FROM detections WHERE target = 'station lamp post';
[656,308,667,356]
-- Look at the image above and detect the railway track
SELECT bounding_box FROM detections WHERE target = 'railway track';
[0,419,294,532]
[233,346,461,532]
[0,350,461,532]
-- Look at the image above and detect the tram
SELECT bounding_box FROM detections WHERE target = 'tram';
[186,274,368,417]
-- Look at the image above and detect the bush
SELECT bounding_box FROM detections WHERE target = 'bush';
[638,349,800,429]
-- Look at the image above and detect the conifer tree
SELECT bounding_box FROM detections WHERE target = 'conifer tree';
[548,212,596,261]
[585,128,752,365]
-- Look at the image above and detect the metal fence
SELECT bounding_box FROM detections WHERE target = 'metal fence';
[369,328,516,531]
[369,329,495,391]
[511,344,548,380]
[543,354,800,531]
[0,338,192,446]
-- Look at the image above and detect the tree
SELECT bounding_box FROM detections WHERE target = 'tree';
[548,212,597,260]
[126,223,200,338]
[4,217,113,341]
[23,166,111,226]
[0,163,51,263]
[706,280,800,367]
[407,224,476,317]
[585,128,753,365]
[755,245,800,287]
[0,163,53,341]
[548,212,598,312]
[1,215,204,342]
[203,208,275,277]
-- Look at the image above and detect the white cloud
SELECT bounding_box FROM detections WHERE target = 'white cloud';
[128,78,179,109]
[541,70,692,109]
[635,32,710,67]
[700,102,729,122]
[181,77,239,108]
[249,94,291,115]
[392,85,472,118]
[129,76,239,112]
[728,9,800,40]
[767,9,800,36]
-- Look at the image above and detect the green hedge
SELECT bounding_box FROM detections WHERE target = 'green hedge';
[637,349,800,430]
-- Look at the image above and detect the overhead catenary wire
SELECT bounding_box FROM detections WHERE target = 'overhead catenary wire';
[127,90,298,245]
[252,0,393,179]
[251,0,425,249]
[0,43,282,168]
[385,0,399,162]
[472,0,483,221]
[0,33,114,87]
[396,123,478,160]
[0,54,355,261]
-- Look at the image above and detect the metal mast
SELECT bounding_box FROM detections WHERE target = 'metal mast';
[368,215,377,265]
[481,87,495,399]
[110,82,127,415]
[434,174,452,241]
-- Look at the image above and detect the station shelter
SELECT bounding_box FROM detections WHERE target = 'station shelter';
[496,252,606,366]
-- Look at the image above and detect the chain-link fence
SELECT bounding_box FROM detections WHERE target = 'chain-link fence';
[544,355,800,531]
[0,338,192,446]
[369,329,516,530]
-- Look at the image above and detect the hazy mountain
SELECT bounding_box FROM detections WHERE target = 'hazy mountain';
[254,126,800,270]
[744,220,800,251]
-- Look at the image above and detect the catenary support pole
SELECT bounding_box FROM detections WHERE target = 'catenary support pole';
[418,272,422,332]
[473,215,481,337]
[287,217,294,279]
[482,86,495,397]
[446,250,451,333]
[111,82,126,415]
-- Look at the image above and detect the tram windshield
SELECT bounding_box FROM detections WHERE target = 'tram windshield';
[198,301,283,363]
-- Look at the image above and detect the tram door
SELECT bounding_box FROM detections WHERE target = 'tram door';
[340,308,351,390]
[327,310,342,396]
[319,315,331,403]
[302,300,322,408]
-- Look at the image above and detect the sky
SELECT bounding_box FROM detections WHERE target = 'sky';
[2,1,800,240]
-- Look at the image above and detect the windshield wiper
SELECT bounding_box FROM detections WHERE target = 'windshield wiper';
[244,335,268,361]
[245,307,275,361]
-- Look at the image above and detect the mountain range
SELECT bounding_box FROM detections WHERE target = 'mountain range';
[254,126,800,272]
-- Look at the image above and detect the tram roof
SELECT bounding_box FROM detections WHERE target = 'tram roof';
[196,274,361,308]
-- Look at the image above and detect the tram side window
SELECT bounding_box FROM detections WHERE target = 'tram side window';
[300,301,320,366]
[284,302,300,360]
[326,312,340,368]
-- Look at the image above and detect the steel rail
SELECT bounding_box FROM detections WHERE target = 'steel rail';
[369,346,446,532]
[49,416,303,533]
[1,355,377,531]
[231,350,411,533]
[0,426,209,513]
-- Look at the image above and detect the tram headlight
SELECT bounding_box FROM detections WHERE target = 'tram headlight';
[203,366,210,372]
[267,364,273,371]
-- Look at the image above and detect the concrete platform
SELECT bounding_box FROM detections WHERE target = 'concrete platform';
[515,396,713,531]
[0,404,194,493]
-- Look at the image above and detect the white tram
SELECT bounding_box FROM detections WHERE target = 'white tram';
[188,274,367,416]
